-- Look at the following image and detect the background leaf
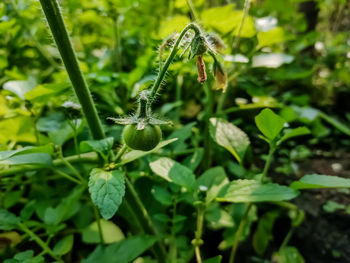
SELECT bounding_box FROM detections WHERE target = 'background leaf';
[82,235,157,263]
[255,108,286,140]
[291,174,350,189]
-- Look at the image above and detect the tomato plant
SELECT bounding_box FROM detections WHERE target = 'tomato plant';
[1,0,350,263]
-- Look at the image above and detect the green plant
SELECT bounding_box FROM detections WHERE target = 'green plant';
[1,1,350,263]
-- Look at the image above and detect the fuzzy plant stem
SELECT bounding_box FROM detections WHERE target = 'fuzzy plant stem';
[39,0,105,140]
[149,23,201,104]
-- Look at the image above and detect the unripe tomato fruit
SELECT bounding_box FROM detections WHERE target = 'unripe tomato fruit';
[123,124,162,151]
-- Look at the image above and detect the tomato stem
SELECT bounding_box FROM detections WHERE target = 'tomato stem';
[149,23,202,105]
[39,0,105,140]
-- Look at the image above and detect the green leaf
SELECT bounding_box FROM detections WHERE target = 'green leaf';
[80,137,114,158]
[209,118,250,163]
[290,174,350,189]
[150,157,195,189]
[82,219,124,244]
[278,127,310,145]
[53,235,74,255]
[217,180,299,203]
[44,186,84,225]
[0,153,52,167]
[121,138,178,164]
[272,246,305,263]
[4,249,44,263]
[151,185,173,206]
[3,80,36,99]
[318,111,350,136]
[257,27,285,47]
[82,235,157,263]
[195,166,229,203]
[0,145,53,160]
[157,15,191,38]
[201,4,256,37]
[0,209,20,230]
[167,122,196,151]
[88,169,125,219]
[255,108,286,140]
[25,83,70,103]
[253,210,280,255]
[203,256,222,263]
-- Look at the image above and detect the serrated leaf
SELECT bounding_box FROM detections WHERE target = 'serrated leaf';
[290,174,350,189]
[278,127,310,145]
[53,235,74,255]
[88,169,125,219]
[150,157,195,189]
[217,180,298,203]
[121,138,178,164]
[82,235,157,263]
[0,209,20,230]
[255,109,286,140]
[209,118,250,163]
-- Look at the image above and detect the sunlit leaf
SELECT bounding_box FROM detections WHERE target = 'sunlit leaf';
[150,157,195,189]
[217,180,299,203]
[82,219,124,244]
[121,138,178,164]
[257,27,285,47]
[209,118,250,163]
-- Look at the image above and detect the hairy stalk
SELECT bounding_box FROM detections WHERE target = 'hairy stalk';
[39,0,105,140]
[201,81,214,170]
[19,223,63,262]
[149,23,201,104]
[125,177,167,263]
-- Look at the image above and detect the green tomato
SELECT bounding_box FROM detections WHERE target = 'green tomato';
[123,124,162,151]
